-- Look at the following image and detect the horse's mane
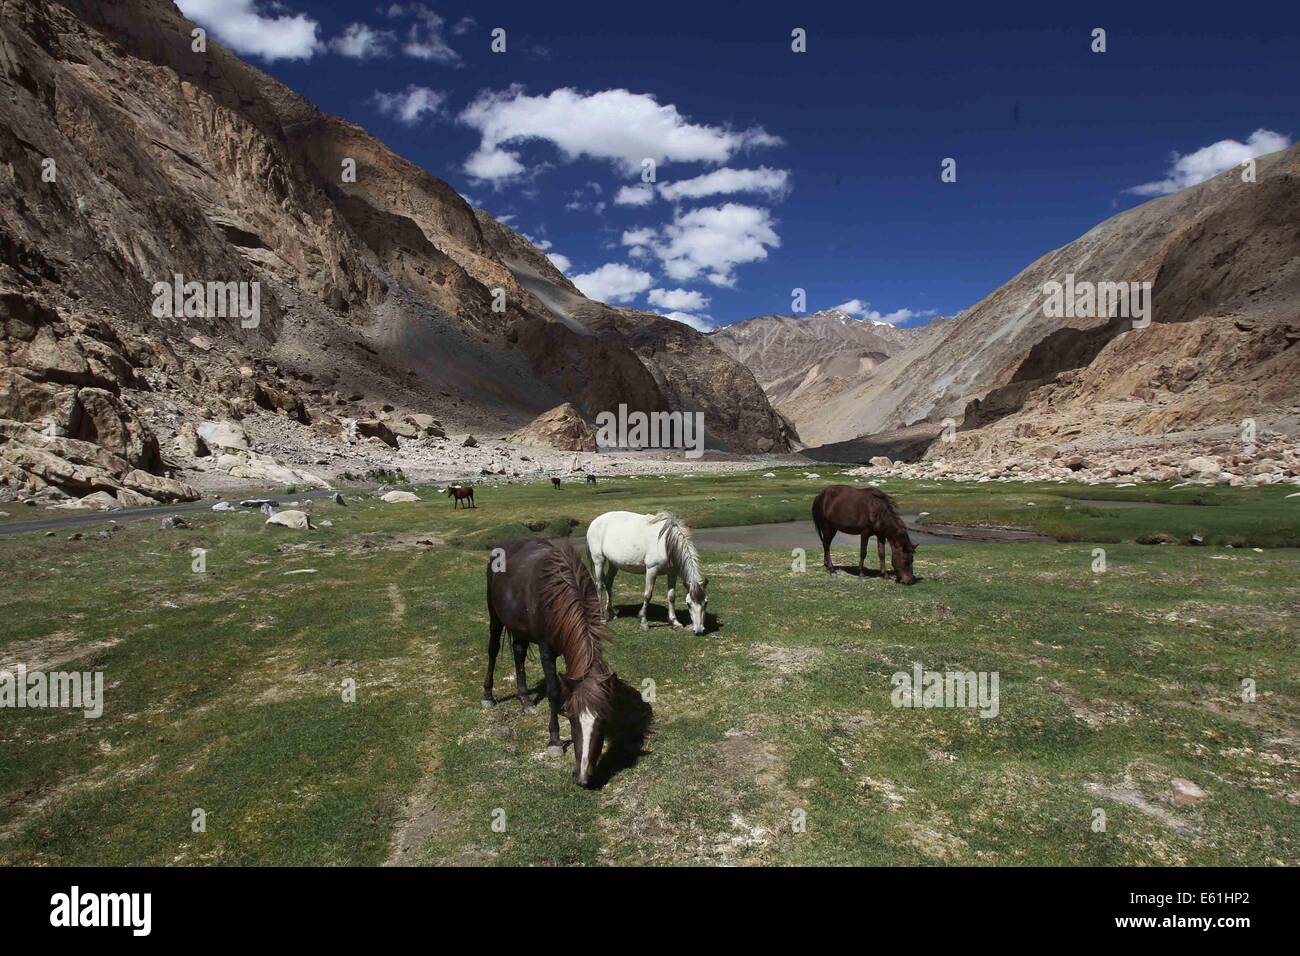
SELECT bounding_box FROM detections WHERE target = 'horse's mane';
[539,543,613,717]
[649,512,705,600]
[866,488,913,550]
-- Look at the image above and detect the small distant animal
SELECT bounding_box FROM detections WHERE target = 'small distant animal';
[551,477,562,489]
[812,484,916,584]
[444,485,475,509]
[484,539,616,787]
[586,510,709,634]
[585,474,597,486]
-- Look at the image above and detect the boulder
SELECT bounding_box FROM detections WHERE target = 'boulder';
[266,510,312,530]
[120,469,200,502]
[354,419,398,447]
[215,450,330,489]
[175,422,209,458]
[462,434,479,448]
[1182,456,1220,477]
[404,413,445,438]
[78,490,120,510]
[869,456,893,468]
[380,490,419,503]
[506,404,595,452]
[197,420,250,452]
[390,421,419,439]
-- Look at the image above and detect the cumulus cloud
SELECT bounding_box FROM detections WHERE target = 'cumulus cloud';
[546,252,572,274]
[648,288,711,311]
[614,184,656,206]
[660,311,715,332]
[658,166,790,202]
[1126,129,1291,196]
[458,86,781,185]
[465,147,526,182]
[372,86,445,126]
[625,203,779,288]
[177,0,320,61]
[571,263,653,304]
[331,22,395,58]
[385,3,461,64]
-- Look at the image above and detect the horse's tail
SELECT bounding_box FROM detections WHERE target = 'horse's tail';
[812,488,826,531]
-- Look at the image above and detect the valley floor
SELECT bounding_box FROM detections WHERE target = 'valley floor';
[1,470,1296,865]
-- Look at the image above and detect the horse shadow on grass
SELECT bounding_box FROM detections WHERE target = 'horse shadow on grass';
[493,676,653,789]
[826,564,925,584]
[610,603,722,635]
[588,676,654,789]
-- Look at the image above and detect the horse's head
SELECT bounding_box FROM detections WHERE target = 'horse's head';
[561,671,616,786]
[892,539,917,585]
[687,578,709,634]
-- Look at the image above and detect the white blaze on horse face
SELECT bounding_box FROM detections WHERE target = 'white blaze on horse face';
[577,709,596,782]
[687,594,706,634]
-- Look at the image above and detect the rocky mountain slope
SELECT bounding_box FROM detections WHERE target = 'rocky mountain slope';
[794,144,1300,456]
[475,210,793,453]
[709,310,926,426]
[0,0,788,506]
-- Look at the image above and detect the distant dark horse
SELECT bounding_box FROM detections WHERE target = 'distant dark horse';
[812,484,916,584]
[484,539,617,786]
[585,474,597,486]
[551,477,562,489]
[445,485,475,508]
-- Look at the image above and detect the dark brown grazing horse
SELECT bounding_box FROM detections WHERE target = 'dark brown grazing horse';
[585,474,597,486]
[812,484,917,584]
[551,477,562,489]
[445,485,475,508]
[484,539,616,786]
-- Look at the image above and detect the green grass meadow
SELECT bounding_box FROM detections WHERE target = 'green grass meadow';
[1,468,1297,864]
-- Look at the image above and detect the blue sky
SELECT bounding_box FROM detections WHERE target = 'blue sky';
[178,1,1299,330]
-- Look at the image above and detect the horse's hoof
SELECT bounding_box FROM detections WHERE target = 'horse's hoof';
[480,699,494,709]
[639,621,649,631]
[522,704,537,715]
[669,619,683,629]
[546,745,564,757]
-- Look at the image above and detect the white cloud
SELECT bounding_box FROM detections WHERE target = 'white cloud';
[571,263,653,304]
[648,288,711,311]
[628,203,779,288]
[829,300,931,325]
[458,86,781,184]
[658,166,790,202]
[450,16,476,36]
[660,311,715,332]
[622,227,657,248]
[177,0,320,61]
[386,3,461,64]
[465,147,526,182]
[331,23,395,58]
[614,184,656,206]
[1126,129,1291,196]
[372,86,445,126]
[546,252,572,274]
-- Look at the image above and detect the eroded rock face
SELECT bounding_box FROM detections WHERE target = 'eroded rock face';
[0,0,792,504]
[508,403,597,452]
[790,144,1300,451]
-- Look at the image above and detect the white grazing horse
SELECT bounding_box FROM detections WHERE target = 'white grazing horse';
[586,511,709,634]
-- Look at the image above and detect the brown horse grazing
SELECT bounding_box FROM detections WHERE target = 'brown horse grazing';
[484,539,616,786]
[812,484,917,584]
[585,474,597,486]
[551,477,562,489]
[445,485,475,508]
